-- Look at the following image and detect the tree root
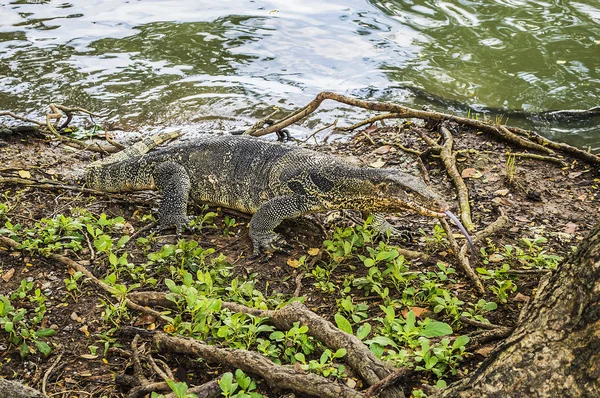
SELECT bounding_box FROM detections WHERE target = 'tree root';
[438,126,473,231]
[250,91,600,165]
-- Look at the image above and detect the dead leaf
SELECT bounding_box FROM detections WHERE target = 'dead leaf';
[475,346,494,357]
[346,378,357,389]
[287,258,300,268]
[374,145,392,155]
[79,324,90,337]
[461,168,482,178]
[134,314,156,326]
[577,194,587,201]
[365,124,378,133]
[568,171,582,178]
[514,216,530,223]
[487,254,504,263]
[369,159,386,168]
[80,354,98,360]
[513,293,529,302]
[401,306,428,319]
[18,170,31,179]
[307,248,320,256]
[494,189,510,196]
[1,268,15,282]
[564,222,578,235]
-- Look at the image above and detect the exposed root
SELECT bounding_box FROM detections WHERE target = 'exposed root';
[459,214,509,260]
[438,126,474,231]
[154,333,365,398]
[363,368,410,398]
[0,236,166,322]
[337,113,403,132]
[128,293,405,397]
[440,219,484,295]
[250,91,600,165]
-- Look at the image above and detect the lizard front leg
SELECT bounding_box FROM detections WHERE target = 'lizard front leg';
[367,212,413,242]
[249,195,312,257]
[153,161,191,234]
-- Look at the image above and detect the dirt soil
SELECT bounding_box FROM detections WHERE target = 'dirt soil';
[0,122,598,397]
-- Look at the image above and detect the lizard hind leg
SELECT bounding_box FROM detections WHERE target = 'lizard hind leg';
[153,161,192,235]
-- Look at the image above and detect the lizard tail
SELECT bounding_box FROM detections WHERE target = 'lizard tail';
[88,130,183,168]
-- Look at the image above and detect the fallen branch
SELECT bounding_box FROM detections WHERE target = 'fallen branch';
[337,113,403,132]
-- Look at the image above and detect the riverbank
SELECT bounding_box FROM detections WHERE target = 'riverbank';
[0,122,598,397]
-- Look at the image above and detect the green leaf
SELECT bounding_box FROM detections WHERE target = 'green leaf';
[356,323,371,340]
[334,313,353,334]
[116,235,130,249]
[219,372,234,394]
[35,328,56,337]
[20,342,30,358]
[4,321,13,333]
[35,340,52,356]
[421,321,452,337]
[333,348,347,359]
[452,335,470,350]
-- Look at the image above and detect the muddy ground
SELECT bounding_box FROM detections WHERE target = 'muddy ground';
[0,121,598,397]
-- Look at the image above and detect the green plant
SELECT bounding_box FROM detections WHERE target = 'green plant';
[432,290,465,321]
[477,264,517,303]
[419,223,448,252]
[295,348,347,378]
[414,335,469,378]
[0,293,55,358]
[337,297,368,323]
[223,216,236,236]
[219,369,263,398]
[311,265,335,293]
[269,322,315,363]
[189,205,217,232]
[64,270,85,294]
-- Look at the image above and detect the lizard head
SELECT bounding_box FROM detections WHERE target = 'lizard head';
[372,170,475,254]
[373,171,449,217]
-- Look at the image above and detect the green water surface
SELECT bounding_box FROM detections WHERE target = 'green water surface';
[0,0,598,148]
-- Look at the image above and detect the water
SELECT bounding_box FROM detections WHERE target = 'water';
[0,0,598,149]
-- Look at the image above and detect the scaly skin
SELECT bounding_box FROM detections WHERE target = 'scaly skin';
[86,133,448,255]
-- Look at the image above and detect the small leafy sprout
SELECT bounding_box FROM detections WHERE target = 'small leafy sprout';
[461,299,498,323]
[223,216,236,236]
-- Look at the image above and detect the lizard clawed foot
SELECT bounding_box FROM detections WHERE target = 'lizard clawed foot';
[157,215,194,237]
[385,226,414,243]
[250,231,292,259]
